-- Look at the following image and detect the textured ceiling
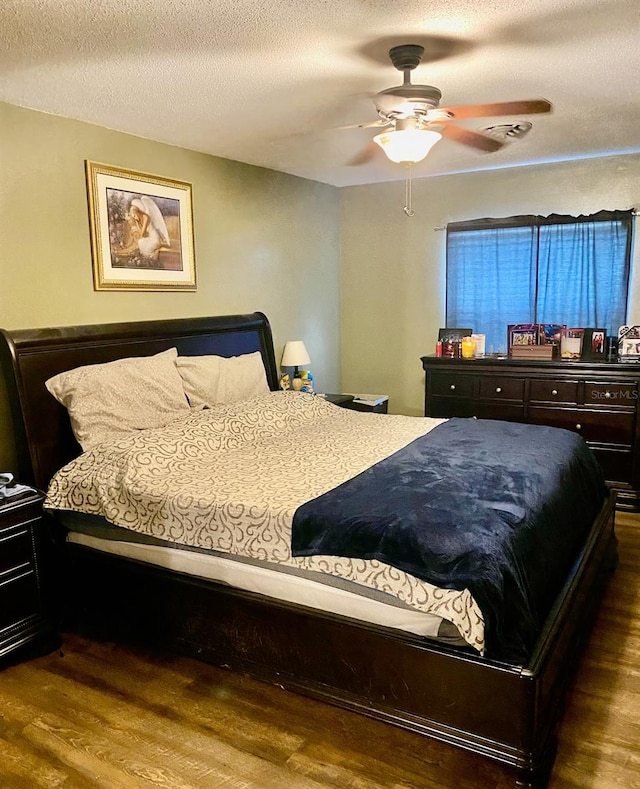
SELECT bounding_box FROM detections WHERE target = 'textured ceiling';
[2,0,639,187]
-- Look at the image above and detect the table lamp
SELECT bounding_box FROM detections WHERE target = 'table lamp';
[281,340,310,391]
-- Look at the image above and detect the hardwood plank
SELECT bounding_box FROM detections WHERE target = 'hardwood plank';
[549,511,640,789]
[0,658,323,789]
[0,514,639,788]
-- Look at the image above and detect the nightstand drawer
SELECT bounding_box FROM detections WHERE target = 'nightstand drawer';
[0,571,39,631]
[529,379,579,404]
[0,503,42,531]
[478,376,524,401]
[0,527,34,576]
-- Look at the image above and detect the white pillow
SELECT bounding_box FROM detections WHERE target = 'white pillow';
[46,348,190,451]
[175,352,269,408]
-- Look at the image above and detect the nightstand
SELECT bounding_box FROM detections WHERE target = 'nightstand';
[323,393,356,408]
[0,489,58,664]
[324,394,389,414]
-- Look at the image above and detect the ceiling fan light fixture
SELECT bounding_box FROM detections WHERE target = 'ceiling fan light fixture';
[373,128,442,164]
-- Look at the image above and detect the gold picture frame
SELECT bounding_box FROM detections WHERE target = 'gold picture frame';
[86,161,196,291]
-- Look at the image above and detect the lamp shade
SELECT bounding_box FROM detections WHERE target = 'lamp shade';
[373,128,442,164]
[281,340,310,368]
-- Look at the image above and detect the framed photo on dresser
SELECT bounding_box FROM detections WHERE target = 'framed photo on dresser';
[438,328,472,342]
[617,325,640,362]
[581,328,606,360]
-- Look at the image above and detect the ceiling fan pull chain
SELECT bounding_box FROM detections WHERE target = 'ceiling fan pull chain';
[403,164,415,217]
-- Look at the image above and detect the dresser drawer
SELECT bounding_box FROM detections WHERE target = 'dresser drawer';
[0,527,34,576]
[528,407,635,446]
[478,376,524,402]
[429,373,475,398]
[529,379,579,404]
[591,447,633,484]
[578,411,636,445]
[474,403,525,421]
[429,396,477,418]
[583,381,638,407]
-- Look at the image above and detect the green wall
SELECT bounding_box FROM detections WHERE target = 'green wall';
[3,101,638,473]
[0,102,341,473]
[340,154,640,416]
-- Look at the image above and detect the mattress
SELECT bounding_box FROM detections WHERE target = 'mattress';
[65,528,467,645]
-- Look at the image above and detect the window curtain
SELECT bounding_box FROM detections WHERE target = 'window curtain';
[446,210,633,352]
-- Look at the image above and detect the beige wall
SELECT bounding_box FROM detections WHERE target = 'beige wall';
[340,153,640,416]
[0,102,341,472]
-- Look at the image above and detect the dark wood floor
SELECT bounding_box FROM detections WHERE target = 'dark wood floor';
[1,513,639,788]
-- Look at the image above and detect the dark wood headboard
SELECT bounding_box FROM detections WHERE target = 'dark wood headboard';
[0,312,279,491]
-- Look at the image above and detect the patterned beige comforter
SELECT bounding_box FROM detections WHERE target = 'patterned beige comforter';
[45,391,485,652]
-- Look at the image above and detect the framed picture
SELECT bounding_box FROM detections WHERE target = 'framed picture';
[539,324,565,345]
[560,328,584,360]
[438,328,472,342]
[508,324,538,349]
[582,328,606,360]
[617,325,640,361]
[86,161,196,291]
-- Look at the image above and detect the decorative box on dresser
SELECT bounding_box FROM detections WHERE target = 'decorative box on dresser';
[0,489,58,664]
[421,356,640,510]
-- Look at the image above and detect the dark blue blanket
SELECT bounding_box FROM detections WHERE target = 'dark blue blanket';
[291,418,606,663]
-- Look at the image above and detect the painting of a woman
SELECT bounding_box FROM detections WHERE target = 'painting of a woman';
[87,161,195,289]
[114,196,172,263]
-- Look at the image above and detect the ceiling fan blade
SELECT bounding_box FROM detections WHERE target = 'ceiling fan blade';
[439,123,504,153]
[347,140,380,166]
[340,119,389,130]
[439,99,552,120]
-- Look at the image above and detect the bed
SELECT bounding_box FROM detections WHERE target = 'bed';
[0,312,617,788]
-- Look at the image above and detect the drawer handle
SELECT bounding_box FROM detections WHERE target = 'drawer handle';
[576,423,582,430]
[551,389,558,396]
[605,391,612,398]
[450,384,456,391]
[495,387,502,393]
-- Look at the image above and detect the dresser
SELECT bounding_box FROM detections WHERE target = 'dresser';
[421,356,640,510]
[0,489,58,663]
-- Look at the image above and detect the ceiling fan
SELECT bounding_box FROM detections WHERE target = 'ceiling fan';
[349,44,552,165]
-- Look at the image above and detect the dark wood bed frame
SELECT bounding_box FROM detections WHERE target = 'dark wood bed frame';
[0,312,618,788]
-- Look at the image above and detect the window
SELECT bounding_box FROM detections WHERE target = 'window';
[446,210,634,353]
